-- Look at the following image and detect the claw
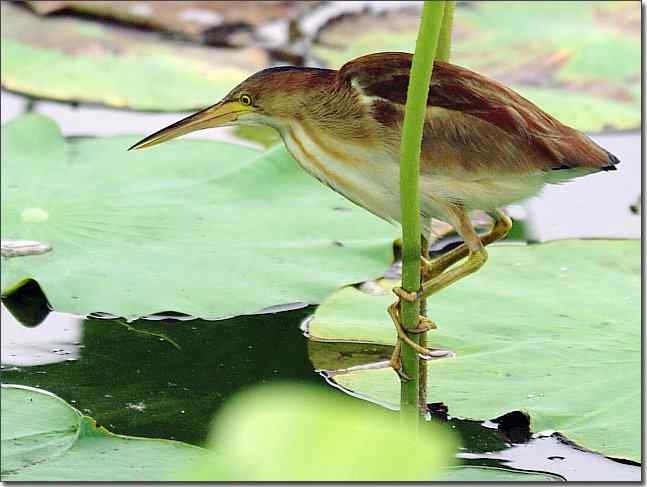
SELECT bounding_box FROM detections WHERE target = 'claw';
[412,315,437,333]
[420,256,433,280]
[392,366,411,381]
[387,301,436,359]
[393,286,418,303]
[389,342,411,381]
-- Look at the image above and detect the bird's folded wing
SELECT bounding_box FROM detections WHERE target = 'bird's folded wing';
[340,52,618,176]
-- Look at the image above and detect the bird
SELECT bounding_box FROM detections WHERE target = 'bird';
[129,52,620,370]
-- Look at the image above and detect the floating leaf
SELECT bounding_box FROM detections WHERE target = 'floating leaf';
[308,240,640,462]
[313,1,640,132]
[1,2,270,111]
[1,385,206,481]
[1,114,397,318]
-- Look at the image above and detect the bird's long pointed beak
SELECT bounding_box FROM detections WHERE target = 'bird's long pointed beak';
[128,100,250,151]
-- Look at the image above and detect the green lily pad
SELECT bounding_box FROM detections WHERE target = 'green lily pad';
[1,385,206,481]
[1,2,270,111]
[1,114,397,318]
[313,1,640,132]
[233,125,282,149]
[308,240,641,462]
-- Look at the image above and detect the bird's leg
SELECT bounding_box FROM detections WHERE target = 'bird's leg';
[391,209,506,372]
[426,209,511,280]
[420,234,434,281]
[394,206,489,303]
[388,301,438,380]
[389,234,436,380]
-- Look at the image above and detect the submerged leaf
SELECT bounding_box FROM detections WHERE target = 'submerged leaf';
[308,240,641,462]
[0,114,396,318]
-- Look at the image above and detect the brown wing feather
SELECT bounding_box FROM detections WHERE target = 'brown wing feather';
[339,52,618,172]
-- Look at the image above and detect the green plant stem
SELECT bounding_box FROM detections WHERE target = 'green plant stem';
[398,0,446,421]
[417,0,455,412]
[437,0,455,62]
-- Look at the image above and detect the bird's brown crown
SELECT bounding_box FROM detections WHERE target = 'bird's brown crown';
[224,66,337,120]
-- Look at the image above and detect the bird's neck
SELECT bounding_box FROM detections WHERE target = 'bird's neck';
[248,80,375,148]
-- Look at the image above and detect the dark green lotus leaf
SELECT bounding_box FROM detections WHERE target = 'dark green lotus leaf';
[313,1,640,132]
[1,2,270,111]
[0,114,396,318]
[1,385,206,481]
[308,240,640,462]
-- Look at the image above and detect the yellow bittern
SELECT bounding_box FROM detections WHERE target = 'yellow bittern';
[130,52,619,369]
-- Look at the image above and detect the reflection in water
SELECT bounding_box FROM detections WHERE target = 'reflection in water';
[458,434,640,482]
[1,307,82,366]
[2,290,83,365]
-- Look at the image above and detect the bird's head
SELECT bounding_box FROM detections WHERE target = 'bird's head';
[129,66,336,151]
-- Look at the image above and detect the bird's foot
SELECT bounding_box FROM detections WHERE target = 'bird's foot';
[393,286,419,303]
[389,342,410,381]
[420,256,434,281]
[387,301,437,381]
[392,258,433,296]
[412,315,437,334]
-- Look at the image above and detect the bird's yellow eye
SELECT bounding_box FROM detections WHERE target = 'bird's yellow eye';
[239,94,253,106]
